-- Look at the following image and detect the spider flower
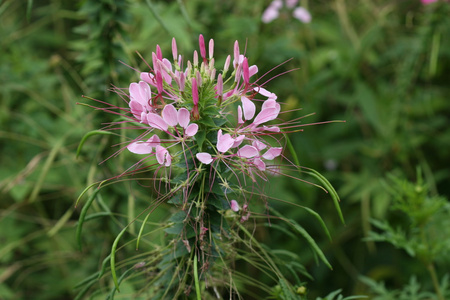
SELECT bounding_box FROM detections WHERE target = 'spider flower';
[80,34,344,297]
[96,34,321,215]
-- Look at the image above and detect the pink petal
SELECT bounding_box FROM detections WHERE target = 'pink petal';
[196,152,213,164]
[185,123,198,137]
[172,38,178,61]
[230,200,240,212]
[192,78,199,105]
[146,134,161,147]
[129,82,140,99]
[253,108,279,125]
[156,45,162,60]
[155,71,163,94]
[249,65,258,77]
[262,147,282,160]
[209,38,214,59]
[199,34,206,60]
[127,141,153,154]
[232,135,245,148]
[224,55,231,72]
[130,81,151,109]
[177,108,190,128]
[237,145,259,158]
[165,154,172,166]
[242,58,249,84]
[155,145,171,166]
[216,74,223,96]
[140,111,148,124]
[217,130,235,153]
[161,59,173,85]
[237,106,244,124]
[254,87,277,100]
[233,41,240,67]
[140,72,155,86]
[162,104,178,127]
[252,140,267,151]
[262,125,281,132]
[129,100,144,120]
[147,113,168,131]
[241,96,256,120]
[253,158,266,171]
[262,99,279,110]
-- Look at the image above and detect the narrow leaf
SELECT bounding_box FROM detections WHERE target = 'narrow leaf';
[111,226,129,291]
[270,208,333,270]
[76,130,113,158]
[304,169,345,225]
[76,188,101,251]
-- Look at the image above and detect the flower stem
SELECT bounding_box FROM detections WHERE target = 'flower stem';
[427,262,444,300]
[194,253,201,300]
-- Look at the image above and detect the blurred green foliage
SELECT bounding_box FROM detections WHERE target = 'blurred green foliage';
[1,0,449,299]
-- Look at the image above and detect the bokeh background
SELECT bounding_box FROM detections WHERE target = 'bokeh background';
[1,0,449,299]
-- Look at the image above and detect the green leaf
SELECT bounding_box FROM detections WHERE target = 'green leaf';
[110,226,129,292]
[285,134,344,224]
[270,208,333,270]
[76,188,101,251]
[195,128,206,150]
[76,130,114,158]
[107,267,134,300]
[304,168,345,225]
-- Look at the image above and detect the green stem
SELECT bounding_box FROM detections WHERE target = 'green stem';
[194,254,201,300]
[427,262,444,300]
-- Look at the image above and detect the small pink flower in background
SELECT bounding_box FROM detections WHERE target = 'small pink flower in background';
[262,0,312,23]
[262,3,280,23]
[421,0,438,4]
[286,0,298,8]
[293,7,312,23]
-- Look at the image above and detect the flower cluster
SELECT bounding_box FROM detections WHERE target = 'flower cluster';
[262,0,312,24]
[124,35,288,187]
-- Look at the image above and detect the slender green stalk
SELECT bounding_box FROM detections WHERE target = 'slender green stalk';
[194,254,201,300]
[427,262,444,300]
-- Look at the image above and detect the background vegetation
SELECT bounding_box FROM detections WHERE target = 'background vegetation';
[1,0,449,299]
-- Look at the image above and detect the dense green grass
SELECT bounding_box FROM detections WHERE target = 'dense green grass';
[1,0,449,299]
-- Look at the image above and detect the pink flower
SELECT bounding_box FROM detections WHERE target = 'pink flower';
[293,7,312,23]
[286,0,298,8]
[230,200,240,212]
[127,104,198,166]
[129,81,152,122]
[421,0,438,4]
[262,5,280,24]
